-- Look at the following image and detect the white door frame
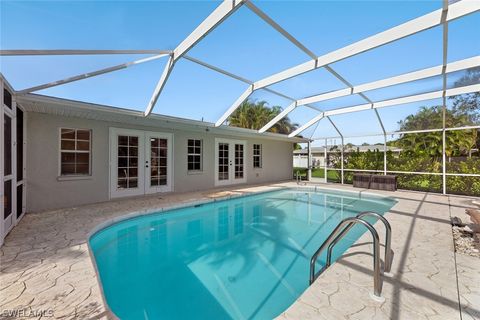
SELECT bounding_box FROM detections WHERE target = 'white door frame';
[2,92,16,237]
[145,131,173,194]
[109,128,173,199]
[109,128,146,198]
[1,80,27,246]
[214,138,247,186]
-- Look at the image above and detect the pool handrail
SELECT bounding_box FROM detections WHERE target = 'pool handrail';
[309,216,382,299]
[326,211,392,273]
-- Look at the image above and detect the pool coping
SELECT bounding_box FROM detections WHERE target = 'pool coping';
[86,185,396,319]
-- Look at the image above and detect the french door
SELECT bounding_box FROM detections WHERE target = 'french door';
[110,128,172,198]
[215,139,246,186]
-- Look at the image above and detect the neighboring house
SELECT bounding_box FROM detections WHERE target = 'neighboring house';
[293,145,402,168]
[0,75,305,245]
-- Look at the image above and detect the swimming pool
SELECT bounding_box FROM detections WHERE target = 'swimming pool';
[89,188,396,320]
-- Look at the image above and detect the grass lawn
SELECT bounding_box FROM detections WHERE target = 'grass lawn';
[293,167,340,180]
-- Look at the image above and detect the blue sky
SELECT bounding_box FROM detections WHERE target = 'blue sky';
[1,0,479,145]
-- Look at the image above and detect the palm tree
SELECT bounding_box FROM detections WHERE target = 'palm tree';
[228,100,299,135]
[396,105,477,160]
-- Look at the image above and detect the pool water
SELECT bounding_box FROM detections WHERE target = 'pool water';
[89,188,396,320]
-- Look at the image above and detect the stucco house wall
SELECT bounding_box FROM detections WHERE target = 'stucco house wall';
[26,112,294,212]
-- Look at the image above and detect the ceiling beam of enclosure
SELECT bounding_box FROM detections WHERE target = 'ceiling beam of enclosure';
[312,125,480,141]
[144,0,246,117]
[215,0,480,127]
[288,83,480,137]
[182,55,328,115]
[2,0,478,139]
[246,0,386,137]
[2,47,326,121]
[17,54,169,94]
[0,49,172,56]
[244,0,359,138]
[259,55,480,133]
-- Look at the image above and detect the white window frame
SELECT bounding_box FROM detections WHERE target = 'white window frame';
[187,139,203,173]
[253,144,262,169]
[58,127,92,178]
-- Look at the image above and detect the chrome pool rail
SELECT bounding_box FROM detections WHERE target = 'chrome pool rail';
[309,212,393,300]
[327,212,392,274]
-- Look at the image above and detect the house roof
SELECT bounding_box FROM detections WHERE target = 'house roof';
[293,145,402,154]
[16,92,308,143]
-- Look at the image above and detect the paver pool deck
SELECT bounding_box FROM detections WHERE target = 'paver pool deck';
[1,182,479,319]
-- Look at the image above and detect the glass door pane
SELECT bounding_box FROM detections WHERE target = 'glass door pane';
[150,138,168,186]
[218,143,229,181]
[4,114,11,176]
[117,135,139,189]
[4,180,11,219]
[234,144,244,179]
[16,108,23,181]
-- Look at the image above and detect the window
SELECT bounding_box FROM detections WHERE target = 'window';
[60,128,91,176]
[253,144,262,168]
[187,139,202,171]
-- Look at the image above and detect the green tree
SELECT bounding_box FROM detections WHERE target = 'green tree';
[228,100,299,135]
[449,66,480,124]
[395,66,479,158]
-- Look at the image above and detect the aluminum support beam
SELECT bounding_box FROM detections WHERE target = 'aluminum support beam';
[289,114,324,138]
[290,83,480,137]
[182,55,331,128]
[258,55,480,133]
[327,116,344,184]
[327,83,480,116]
[145,55,175,116]
[145,0,245,116]
[373,109,388,175]
[216,0,480,126]
[312,125,480,140]
[341,137,344,184]
[244,1,317,60]
[173,0,245,61]
[183,55,312,108]
[441,0,449,195]
[183,55,252,84]
[0,49,172,56]
[308,141,312,181]
[255,0,479,89]
[324,139,328,183]
[18,54,168,94]
[259,102,297,133]
[246,0,350,143]
[298,55,480,106]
